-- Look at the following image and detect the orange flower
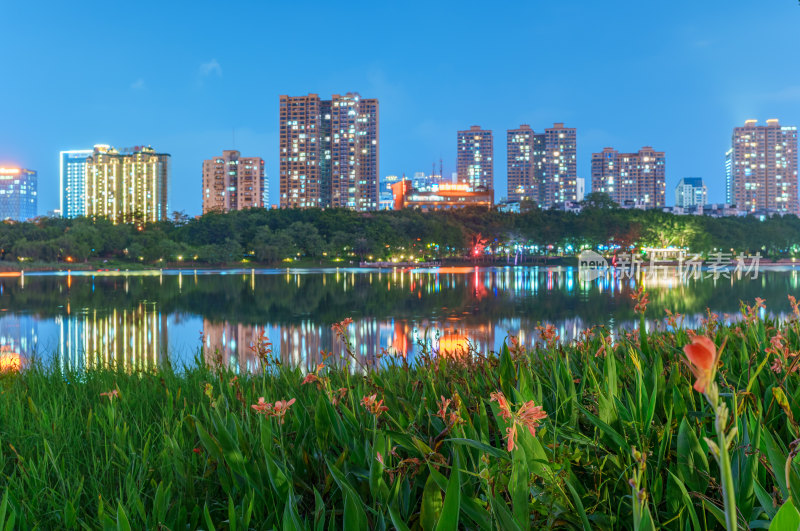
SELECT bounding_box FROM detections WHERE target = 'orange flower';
[436,396,451,421]
[361,394,389,417]
[331,387,348,406]
[683,335,719,393]
[251,397,272,414]
[505,423,518,451]
[100,389,120,402]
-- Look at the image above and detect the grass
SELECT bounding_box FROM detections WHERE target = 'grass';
[2,298,800,529]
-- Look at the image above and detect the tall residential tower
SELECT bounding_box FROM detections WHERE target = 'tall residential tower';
[727,119,798,214]
[85,145,170,224]
[60,149,93,218]
[506,125,543,203]
[202,150,266,213]
[591,146,666,208]
[540,123,577,208]
[279,93,379,211]
[457,126,493,190]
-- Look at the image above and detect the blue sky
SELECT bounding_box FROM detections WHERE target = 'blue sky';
[1,0,799,215]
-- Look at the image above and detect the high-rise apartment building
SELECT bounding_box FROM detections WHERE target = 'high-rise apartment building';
[591,146,666,208]
[85,145,170,224]
[675,177,707,208]
[506,125,544,202]
[279,93,379,211]
[541,123,577,208]
[202,150,266,213]
[60,149,93,218]
[727,119,798,214]
[457,126,493,190]
[0,167,37,221]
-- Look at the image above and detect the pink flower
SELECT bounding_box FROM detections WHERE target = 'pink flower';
[271,398,296,424]
[492,392,548,452]
[331,387,348,406]
[100,389,120,402]
[683,335,719,394]
[301,373,320,386]
[251,397,272,414]
[376,452,385,466]
[490,391,512,421]
[517,400,548,438]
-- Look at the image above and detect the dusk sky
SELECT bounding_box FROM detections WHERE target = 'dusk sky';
[1,0,799,216]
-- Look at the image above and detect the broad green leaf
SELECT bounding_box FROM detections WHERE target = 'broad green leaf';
[677,417,709,494]
[421,474,443,531]
[509,449,529,528]
[435,454,461,531]
[769,498,800,531]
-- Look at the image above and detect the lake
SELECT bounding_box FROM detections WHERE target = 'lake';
[0,266,797,372]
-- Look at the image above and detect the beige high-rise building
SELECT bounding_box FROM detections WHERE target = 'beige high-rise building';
[85,145,169,224]
[727,119,798,214]
[506,125,544,202]
[541,123,577,208]
[202,150,266,213]
[457,126,493,190]
[591,146,666,208]
[279,93,379,211]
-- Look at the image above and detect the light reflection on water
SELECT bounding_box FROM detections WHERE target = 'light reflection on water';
[0,266,798,372]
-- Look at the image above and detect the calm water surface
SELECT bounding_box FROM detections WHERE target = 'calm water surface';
[1,266,798,371]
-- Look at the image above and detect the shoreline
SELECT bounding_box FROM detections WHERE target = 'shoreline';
[3,257,798,275]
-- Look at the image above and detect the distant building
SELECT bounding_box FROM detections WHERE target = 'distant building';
[496,201,521,213]
[279,93,379,211]
[727,119,798,215]
[392,181,493,211]
[457,126,493,190]
[591,146,665,208]
[85,145,170,224]
[675,177,707,208]
[202,150,266,214]
[0,167,37,221]
[379,175,400,210]
[576,177,586,202]
[541,123,578,208]
[506,125,543,203]
[725,148,733,205]
[60,149,93,218]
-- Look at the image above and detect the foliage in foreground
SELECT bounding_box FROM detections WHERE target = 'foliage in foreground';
[3,301,800,529]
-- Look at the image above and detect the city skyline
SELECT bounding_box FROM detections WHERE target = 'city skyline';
[1,1,800,215]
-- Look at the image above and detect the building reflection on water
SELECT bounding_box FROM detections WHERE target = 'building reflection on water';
[199,316,597,371]
[1,265,798,373]
[56,303,168,371]
[0,315,38,371]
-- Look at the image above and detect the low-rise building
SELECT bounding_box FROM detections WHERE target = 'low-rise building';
[392,181,493,211]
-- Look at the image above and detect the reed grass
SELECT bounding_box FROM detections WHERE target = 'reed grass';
[2,298,800,529]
